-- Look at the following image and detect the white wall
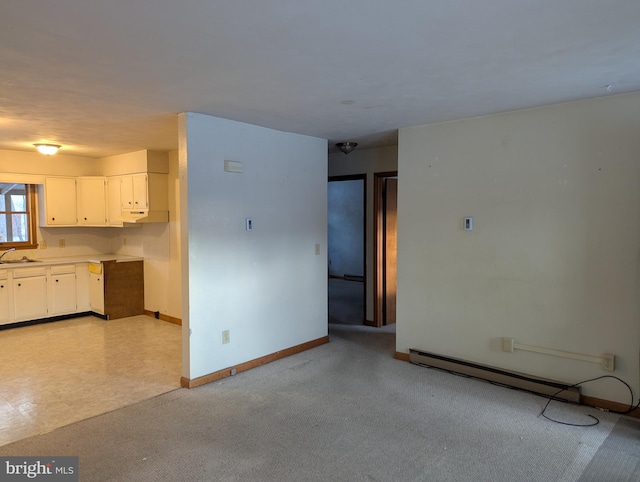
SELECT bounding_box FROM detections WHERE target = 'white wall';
[329,146,398,321]
[397,92,640,404]
[180,112,328,380]
[0,149,97,178]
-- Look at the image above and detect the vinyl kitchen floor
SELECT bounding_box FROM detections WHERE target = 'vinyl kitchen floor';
[0,315,182,446]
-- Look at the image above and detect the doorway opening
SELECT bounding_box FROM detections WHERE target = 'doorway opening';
[328,175,366,325]
[374,172,398,327]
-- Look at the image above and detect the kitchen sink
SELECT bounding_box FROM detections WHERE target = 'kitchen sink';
[0,257,41,264]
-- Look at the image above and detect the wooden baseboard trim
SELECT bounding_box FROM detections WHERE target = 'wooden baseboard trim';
[394,351,410,362]
[582,395,640,419]
[394,351,639,418]
[144,310,182,326]
[181,335,330,389]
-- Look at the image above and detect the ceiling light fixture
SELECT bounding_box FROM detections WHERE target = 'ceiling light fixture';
[336,142,358,155]
[34,144,61,155]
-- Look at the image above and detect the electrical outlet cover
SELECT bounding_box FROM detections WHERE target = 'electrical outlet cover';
[600,353,615,372]
[502,337,515,353]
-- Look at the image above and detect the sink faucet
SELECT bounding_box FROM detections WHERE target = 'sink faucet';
[0,247,16,261]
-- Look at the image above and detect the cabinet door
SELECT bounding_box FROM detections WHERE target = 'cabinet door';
[132,174,148,210]
[0,274,10,324]
[44,177,77,225]
[13,276,48,321]
[121,174,149,211]
[77,177,107,225]
[75,263,91,312]
[106,177,123,226]
[120,176,134,210]
[50,271,77,316]
[89,272,105,315]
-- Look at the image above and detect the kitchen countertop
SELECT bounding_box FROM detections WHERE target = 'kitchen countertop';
[0,254,143,269]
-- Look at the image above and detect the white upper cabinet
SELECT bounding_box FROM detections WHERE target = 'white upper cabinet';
[38,150,169,227]
[41,177,77,226]
[41,177,107,227]
[77,177,107,226]
[106,176,124,226]
[119,173,169,223]
[120,173,149,211]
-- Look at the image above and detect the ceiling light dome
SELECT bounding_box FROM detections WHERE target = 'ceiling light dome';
[34,144,61,155]
[336,142,357,155]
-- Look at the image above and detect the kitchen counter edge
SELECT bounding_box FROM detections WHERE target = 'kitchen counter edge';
[0,254,143,269]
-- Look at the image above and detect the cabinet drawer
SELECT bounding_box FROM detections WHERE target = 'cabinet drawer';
[12,267,47,278]
[51,264,76,275]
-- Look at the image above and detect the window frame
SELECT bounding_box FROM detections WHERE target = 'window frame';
[0,184,38,250]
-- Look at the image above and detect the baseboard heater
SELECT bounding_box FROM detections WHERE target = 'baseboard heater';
[409,349,581,403]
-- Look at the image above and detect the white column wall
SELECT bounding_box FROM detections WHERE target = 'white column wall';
[180,112,327,380]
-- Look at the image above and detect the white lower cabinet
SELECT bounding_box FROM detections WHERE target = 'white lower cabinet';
[0,271,10,325]
[75,263,91,312]
[89,264,105,315]
[49,265,77,316]
[1,262,93,326]
[13,267,48,322]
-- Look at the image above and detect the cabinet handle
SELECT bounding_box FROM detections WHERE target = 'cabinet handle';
[52,217,55,221]
[0,285,3,288]
[17,283,21,287]
[84,217,87,220]
[56,279,59,283]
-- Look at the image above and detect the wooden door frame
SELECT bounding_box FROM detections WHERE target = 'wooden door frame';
[328,174,367,323]
[373,171,398,327]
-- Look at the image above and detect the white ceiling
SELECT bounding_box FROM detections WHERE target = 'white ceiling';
[1,0,639,158]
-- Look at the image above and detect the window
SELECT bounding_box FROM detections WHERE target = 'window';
[0,183,38,249]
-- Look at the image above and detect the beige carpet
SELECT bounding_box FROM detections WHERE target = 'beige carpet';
[1,323,635,481]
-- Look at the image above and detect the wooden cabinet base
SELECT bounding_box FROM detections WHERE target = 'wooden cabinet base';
[102,260,144,320]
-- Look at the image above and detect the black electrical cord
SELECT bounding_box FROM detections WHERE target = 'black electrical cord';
[541,375,640,427]
[414,362,639,427]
